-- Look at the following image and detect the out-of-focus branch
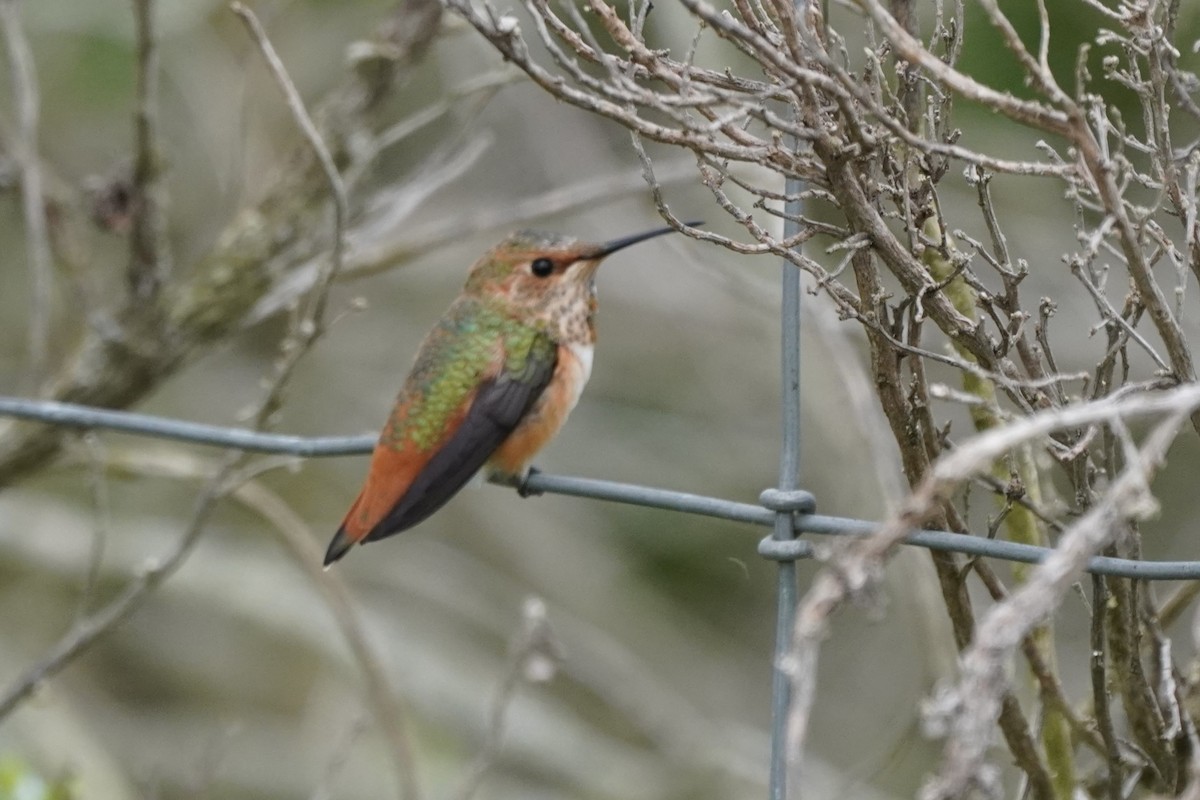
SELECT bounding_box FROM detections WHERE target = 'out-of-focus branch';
[236,479,421,800]
[0,2,444,739]
[783,383,1200,789]
[230,0,350,426]
[0,0,52,380]
[128,0,171,304]
[451,597,561,800]
[0,445,426,800]
[246,158,699,325]
[0,457,233,720]
[0,0,442,490]
[2,26,368,740]
[344,159,696,277]
[230,2,347,313]
[922,410,1187,799]
[73,447,423,800]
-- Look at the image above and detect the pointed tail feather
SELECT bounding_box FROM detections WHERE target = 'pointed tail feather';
[326,486,375,566]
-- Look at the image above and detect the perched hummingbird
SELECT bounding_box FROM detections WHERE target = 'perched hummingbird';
[324,223,691,565]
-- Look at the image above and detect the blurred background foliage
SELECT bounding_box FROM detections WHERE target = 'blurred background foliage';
[0,1,1197,799]
[0,757,75,800]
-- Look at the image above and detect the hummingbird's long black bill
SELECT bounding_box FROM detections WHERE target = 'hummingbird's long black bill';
[592,220,704,258]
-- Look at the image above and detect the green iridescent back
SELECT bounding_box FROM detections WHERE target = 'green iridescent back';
[382,296,555,452]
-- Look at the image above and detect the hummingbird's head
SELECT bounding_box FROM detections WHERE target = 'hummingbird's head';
[463,225,688,319]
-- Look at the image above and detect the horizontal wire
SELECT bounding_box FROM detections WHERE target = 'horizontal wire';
[759,516,1200,580]
[0,396,376,456]
[1,395,1196,580]
[527,473,1200,580]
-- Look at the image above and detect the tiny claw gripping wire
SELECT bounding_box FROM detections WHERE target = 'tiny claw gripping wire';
[517,466,545,498]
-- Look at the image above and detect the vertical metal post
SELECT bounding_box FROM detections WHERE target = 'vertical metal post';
[768,176,804,800]
[769,1,819,792]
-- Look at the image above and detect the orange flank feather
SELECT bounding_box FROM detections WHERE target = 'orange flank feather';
[339,442,434,542]
[337,447,417,543]
[326,397,474,563]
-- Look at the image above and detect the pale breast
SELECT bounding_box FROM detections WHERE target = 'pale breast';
[563,341,593,403]
[487,342,594,478]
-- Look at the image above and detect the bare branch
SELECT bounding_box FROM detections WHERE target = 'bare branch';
[221,462,423,800]
[784,383,1200,787]
[922,410,1186,799]
[451,597,562,800]
[0,0,442,488]
[0,454,234,720]
[128,0,171,303]
[853,0,1072,135]
[0,0,53,380]
[231,1,348,330]
[230,1,351,426]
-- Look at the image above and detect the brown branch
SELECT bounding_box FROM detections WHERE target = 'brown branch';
[816,139,1000,369]
[0,455,236,720]
[0,0,52,381]
[450,598,562,800]
[853,0,1072,137]
[128,0,171,304]
[0,0,442,490]
[851,244,1056,796]
[922,410,1188,799]
[229,0,350,426]
[228,472,422,800]
[785,384,1200,792]
[1091,574,1125,800]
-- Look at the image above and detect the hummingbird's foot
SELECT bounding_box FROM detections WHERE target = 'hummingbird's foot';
[517,467,544,498]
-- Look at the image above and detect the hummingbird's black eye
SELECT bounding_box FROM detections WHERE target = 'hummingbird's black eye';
[530,257,555,277]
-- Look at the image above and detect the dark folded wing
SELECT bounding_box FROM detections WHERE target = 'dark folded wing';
[362,347,557,542]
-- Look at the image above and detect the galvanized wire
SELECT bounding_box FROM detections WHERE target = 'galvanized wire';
[768,171,804,800]
[0,397,373,456]
[2,395,1199,581]
[770,61,810,797]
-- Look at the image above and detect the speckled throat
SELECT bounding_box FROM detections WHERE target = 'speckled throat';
[540,276,597,347]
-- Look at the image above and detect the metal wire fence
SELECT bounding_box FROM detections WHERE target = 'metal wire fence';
[6,394,1200,582]
[5,252,1200,798]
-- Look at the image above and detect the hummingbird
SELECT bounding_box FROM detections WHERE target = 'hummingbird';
[324,222,692,565]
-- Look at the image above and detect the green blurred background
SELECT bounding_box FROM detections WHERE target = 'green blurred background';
[1,1,1199,799]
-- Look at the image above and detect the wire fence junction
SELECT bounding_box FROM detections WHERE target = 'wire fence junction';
[4,394,1199,584]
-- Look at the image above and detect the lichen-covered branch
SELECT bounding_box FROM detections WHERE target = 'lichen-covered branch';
[0,0,442,488]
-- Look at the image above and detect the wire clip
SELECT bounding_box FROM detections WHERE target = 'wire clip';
[757,489,816,561]
[758,537,814,561]
[758,488,816,514]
